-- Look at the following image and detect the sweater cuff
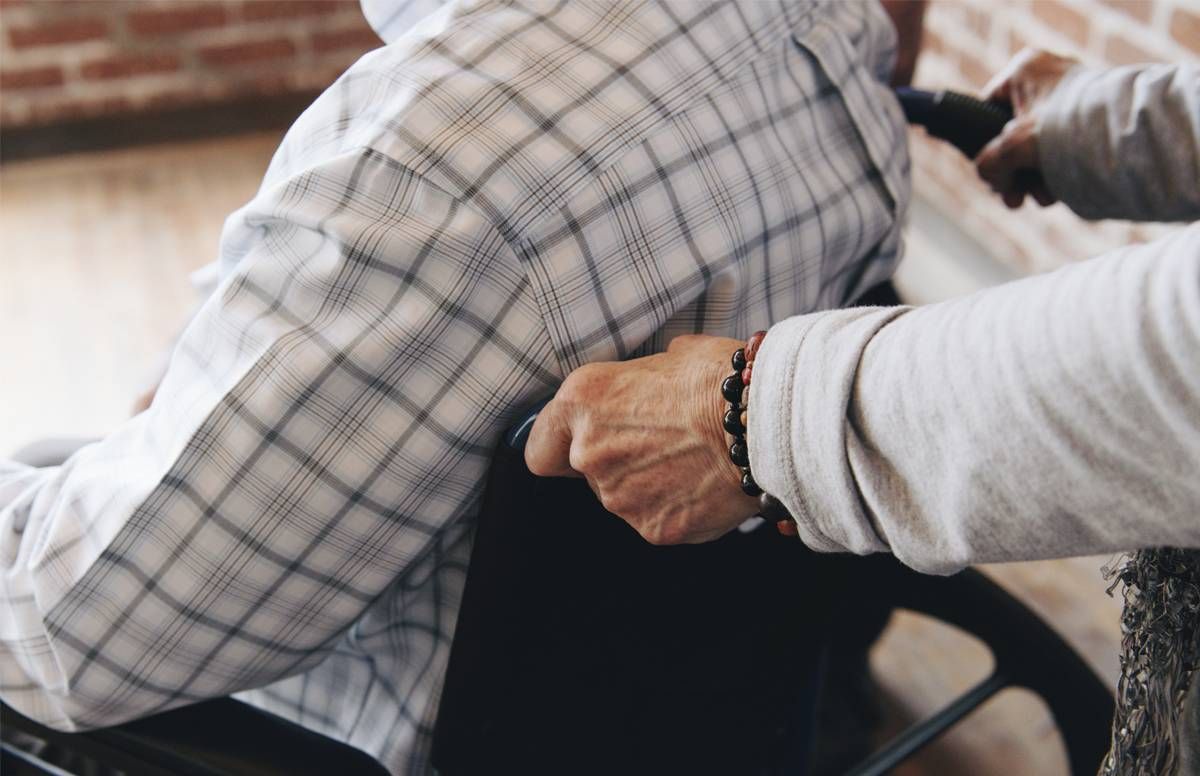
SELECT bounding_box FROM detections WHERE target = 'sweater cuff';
[747,306,908,554]
[1036,65,1106,218]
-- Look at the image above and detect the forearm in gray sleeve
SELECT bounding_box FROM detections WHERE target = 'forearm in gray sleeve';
[1038,63,1200,222]
[748,226,1200,574]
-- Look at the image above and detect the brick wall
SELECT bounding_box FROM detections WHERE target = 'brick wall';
[913,0,1198,274]
[0,0,381,128]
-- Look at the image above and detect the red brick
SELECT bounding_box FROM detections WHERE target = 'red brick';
[1099,0,1153,24]
[0,65,64,90]
[316,63,353,84]
[245,71,292,94]
[962,5,990,42]
[7,17,107,48]
[1103,32,1158,65]
[241,0,346,22]
[956,48,993,89]
[1005,24,1027,57]
[198,37,296,66]
[311,26,380,53]
[922,27,946,57]
[27,95,133,124]
[80,52,182,80]
[1031,0,1090,47]
[127,5,227,36]
[141,92,185,112]
[144,89,217,111]
[1171,7,1200,54]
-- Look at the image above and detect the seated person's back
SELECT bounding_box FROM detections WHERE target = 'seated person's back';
[0,1,909,771]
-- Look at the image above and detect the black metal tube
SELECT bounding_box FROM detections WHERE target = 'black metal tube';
[844,671,1009,776]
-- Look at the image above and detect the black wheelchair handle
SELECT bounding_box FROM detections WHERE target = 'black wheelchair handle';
[893,87,1014,160]
[505,396,552,452]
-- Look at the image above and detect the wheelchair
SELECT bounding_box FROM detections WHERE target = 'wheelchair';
[2,89,1115,775]
[1,384,1115,775]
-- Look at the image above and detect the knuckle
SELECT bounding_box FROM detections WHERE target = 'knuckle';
[558,371,585,400]
[568,444,595,474]
[567,421,614,472]
[1016,46,1040,68]
[1030,49,1057,66]
[560,363,606,402]
[525,449,546,475]
[597,488,627,516]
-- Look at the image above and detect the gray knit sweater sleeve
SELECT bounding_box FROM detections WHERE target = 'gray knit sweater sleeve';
[1038,63,1200,222]
[747,64,1200,574]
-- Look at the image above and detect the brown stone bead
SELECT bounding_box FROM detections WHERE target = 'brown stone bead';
[741,366,752,385]
[745,330,767,361]
[776,520,799,537]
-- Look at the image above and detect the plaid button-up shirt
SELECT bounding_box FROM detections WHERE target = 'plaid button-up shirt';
[0,1,908,771]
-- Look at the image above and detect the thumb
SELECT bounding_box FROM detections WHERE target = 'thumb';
[975,117,1037,197]
[982,71,1014,106]
[524,397,583,478]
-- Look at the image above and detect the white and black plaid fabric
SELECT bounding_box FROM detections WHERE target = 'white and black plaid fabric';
[0,1,908,771]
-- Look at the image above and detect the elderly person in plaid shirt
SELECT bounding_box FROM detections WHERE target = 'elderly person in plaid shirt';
[0,1,923,771]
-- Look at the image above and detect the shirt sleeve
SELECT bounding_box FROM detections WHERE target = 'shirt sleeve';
[1037,63,1200,222]
[0,147,557,730]
[748,225,1200,574]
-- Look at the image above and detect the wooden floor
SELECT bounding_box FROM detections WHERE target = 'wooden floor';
[0,134,1122,774]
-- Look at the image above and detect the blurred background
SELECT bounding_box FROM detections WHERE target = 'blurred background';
[1,0,379,143]
[0,1,1196,773]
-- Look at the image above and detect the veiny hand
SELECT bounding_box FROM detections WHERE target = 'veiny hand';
[975,48,1079,209]
[525,334,760,545]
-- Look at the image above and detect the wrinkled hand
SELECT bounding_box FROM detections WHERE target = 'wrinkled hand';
[525,334,759,545]
[975,48,1079,209]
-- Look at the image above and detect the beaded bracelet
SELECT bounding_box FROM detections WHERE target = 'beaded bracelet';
[722,331,796,537]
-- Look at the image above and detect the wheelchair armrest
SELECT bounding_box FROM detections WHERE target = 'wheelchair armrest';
[2,698,389,776]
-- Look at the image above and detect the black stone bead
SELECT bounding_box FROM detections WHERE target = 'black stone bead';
[740,469,762,496]
[758,493,790,522]
[723,407,745,435]
[729,439,749,467]
[721,374,744,403]
[731,348,747,372]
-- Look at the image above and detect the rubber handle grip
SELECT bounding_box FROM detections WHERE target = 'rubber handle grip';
[894,87,1014,160]
[505,397,552,452]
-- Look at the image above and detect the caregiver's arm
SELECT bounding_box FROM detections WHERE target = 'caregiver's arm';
[749,225,1200,574]
[525,55,1200,562]
[978,53,1200,221]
